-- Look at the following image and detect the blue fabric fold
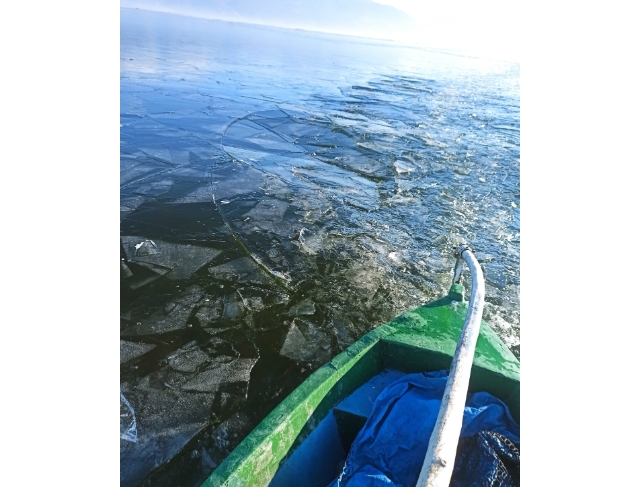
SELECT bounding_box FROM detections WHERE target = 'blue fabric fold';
[331,371,519,487]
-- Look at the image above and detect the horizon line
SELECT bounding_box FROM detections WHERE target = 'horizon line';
[120,7,510,63]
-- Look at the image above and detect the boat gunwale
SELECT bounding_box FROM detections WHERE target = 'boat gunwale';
[202,284,519,487]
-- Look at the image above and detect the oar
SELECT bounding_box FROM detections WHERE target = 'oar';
[415,245,486,487]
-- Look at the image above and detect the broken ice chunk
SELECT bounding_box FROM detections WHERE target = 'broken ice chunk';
[268,269,291,283]
[135,240,160,256]
[121,340,156,364]
[242,199,290,231]
[280,322,308,361]
[271,292,290,306]
[121,260,134,279]
[388,252,401,264]
[121,392,137,442]
[121,286,205,336]
[181,358,258,392]
[210,162,268,201]
[279,319,331,364]
[132,180,173,198]
[202,327,234,336]
[222,294,245,321]
[121,236,223,280]
[195,300,223,326]
[245,296,264,311]
[208,257,271,286]
[123,260,172,291]
[286,298,316,316]
[167,341,210,373]
[474,252,495,263]
[328,310,357,349]
[119,382,217,486]
[344,263,387,295]
[296,232,326,255]
[394,160,415,174]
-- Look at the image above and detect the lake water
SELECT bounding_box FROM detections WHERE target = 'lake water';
[120,8,519,486]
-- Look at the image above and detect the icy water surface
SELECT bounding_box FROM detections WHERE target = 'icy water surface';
[120,8,519,487]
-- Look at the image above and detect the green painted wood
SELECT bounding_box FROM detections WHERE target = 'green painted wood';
[200,283,520,487]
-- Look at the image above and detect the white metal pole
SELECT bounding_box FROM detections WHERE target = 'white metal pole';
[415,245,486,487]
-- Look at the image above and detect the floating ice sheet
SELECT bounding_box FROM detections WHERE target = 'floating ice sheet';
[181,358,258,392]
[195,300,224,326]
[122,260,172,291]
[168,341,211,373]
[121,286,205,336]
[287,298,316,317]
[280,319,332,364]
[120,340,156,364]
[222,112,378,209]
[121,236,223,280]
[120,381,217,487]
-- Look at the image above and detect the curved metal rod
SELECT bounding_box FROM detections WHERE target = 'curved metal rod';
[415,245,486,487]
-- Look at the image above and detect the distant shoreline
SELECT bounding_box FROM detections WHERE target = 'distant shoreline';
[119,7,503,63]
[120,7,401,43]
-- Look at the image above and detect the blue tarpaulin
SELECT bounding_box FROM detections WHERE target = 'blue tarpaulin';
[329,371,519,487]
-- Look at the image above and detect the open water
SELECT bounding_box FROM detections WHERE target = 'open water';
[120,8,519,487]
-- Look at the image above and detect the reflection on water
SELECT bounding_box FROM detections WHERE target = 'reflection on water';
[120,8,519,487]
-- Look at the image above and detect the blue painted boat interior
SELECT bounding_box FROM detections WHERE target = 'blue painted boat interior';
[269,369,408,487]
[335,369,407,419]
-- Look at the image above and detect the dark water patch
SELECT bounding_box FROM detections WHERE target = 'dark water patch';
[121,202,231,244]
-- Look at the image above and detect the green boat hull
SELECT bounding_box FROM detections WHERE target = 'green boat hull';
[201,283,520,487]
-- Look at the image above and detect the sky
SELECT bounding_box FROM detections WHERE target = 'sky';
[371,0,520,61]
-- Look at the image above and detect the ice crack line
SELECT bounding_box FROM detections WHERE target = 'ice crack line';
[207,158,293,292]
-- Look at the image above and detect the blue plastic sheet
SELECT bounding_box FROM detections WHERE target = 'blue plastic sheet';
[330,371,519,487]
